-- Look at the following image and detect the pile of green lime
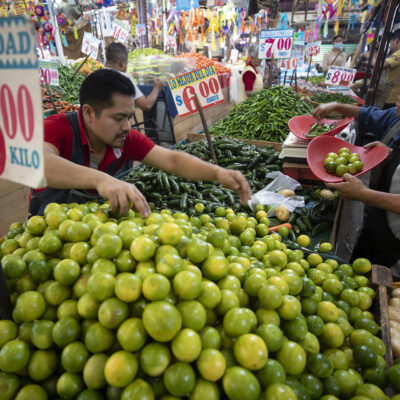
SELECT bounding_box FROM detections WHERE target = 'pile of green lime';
[324,147,364,177]
[0,201,398,400]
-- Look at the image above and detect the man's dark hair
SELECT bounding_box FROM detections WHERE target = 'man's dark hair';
[391,29,400,41]
[106,42,128,64]
[333,34,344,43]
[79,68,135,114]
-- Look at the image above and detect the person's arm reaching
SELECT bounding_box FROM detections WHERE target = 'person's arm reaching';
[135,79,164,112]
[312,102,362,120]
[44,142,151,217]
[326,173,400,215]
[142,145,252,204]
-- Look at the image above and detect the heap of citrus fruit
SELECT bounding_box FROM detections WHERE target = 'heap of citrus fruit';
[0,201,398,400]
[324,147,364,177]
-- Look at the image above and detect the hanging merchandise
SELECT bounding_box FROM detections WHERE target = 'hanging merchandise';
[278,13,288,30]
[348,14,357,30]
[323,20,329,38]
[57,13,71,47]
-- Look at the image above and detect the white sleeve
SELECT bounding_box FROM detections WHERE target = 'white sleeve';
[133,82,144,100]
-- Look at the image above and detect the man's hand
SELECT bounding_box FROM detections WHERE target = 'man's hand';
[153,79,164,90]
[326,173,369,201]
[95,175,151,217]
[312,102,338,120]
[216,169,252,204]
[364,141,391,152]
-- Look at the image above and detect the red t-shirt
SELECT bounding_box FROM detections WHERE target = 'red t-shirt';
[242,63,257,92]
[44,111,155,173]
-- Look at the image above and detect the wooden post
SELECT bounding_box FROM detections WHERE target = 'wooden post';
[41,68,58,113]
[306,55,312,82]
[194,94,218,165]
[72,53,91,79]
[267,54,275,87]
[294,68,298,92]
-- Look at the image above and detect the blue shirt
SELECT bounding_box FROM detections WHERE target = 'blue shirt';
[358,106,400,147]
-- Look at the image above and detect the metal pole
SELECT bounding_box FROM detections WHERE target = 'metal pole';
[306,55,312,82]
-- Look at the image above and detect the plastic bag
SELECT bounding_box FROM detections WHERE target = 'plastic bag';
[248,171,305,213]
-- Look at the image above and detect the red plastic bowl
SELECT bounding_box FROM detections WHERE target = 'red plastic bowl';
[307,136,390,183]
[288,116,354,141]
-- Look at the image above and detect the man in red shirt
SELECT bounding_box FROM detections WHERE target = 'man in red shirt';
[32,69,251,216]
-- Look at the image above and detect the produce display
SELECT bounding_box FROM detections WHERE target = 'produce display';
[128,48,165,60]
[58,65,86,104]
[42,87,78,114]
[73,59,104,77]
[123,137,282,215]
[176,53,231,74]
[308,76,326,86]
[389,287,400,358]
[0,202,397,399]
[209,86,313,142]
[324,148,364,177]
[310,92,359,105]
[306,122,335,139]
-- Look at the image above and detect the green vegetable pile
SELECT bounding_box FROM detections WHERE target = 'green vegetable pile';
[128,48,164,60]
[310,92,358,104]
[122,137,281,215]
[308,75,326,85]
[306,122,335,138]
[209,86,313,142]
[58,65,86,104]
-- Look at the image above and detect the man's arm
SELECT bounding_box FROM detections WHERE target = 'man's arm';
[44,142,150,217]
[142,145,251,204]
[135,80,164,112]
[312,102,362,120]
[327,173,400,214]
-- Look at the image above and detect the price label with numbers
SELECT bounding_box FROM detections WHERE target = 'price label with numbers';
[39,60,59,86]
[81,32,100,58]
[306,41,321,57]
[113,20,130,43]
[168,66,224,117]
[280,50,304,70]
[325,66,356,87]
[259,29,294,59]
[0,16,45,188]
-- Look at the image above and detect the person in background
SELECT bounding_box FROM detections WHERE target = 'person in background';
[381,29,400,109]
[312,99,400,273]
[105,42,163,112]
[237,44,263,103]
[322,34,347,73]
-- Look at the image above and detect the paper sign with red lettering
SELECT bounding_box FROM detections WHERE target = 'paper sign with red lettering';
[168,66,224,117]
[0,16,46,188]
[325,66,356,87]
[39,60,59,86]
[113,20,130,43]
[280,50,304,70]
[259,29,294,59]
[81,32,100,58]
[306,41,321,57]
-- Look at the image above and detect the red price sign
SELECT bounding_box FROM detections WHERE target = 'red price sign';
[0,16,45,188]
[39,61,59,86]
[81,32,100,58]
[280,56,302,70]
[325,66,356,87]
[306,41,321,57]
[259,29,294,59]
[168,66,225,117]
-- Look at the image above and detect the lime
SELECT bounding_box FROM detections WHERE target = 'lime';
[140,342,171,377]
[222,366,260,400]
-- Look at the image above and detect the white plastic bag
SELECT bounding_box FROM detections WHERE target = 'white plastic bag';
[248,171,305,214]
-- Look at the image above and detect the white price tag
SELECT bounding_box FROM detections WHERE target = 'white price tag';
[168,66,225,117]
[81,32,100,58]
[113,20,130,43]
[325,66,356,87]
[259,29,294,59]
[280,54,303,70]
[39,60,59,86]
[306,41,321,58]
[0,16,45,188]
[136,24,146,36]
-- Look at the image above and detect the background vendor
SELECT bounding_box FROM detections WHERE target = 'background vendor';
[238,44,263,103]
[322,34,347,73]
[313,100,400,271]
[105,42,163,112]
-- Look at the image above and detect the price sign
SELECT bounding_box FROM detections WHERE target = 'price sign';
[113,20,130,43]
[38,60,59,86]
[325,66,356,87]
[168,66,224,117]
[259,29,294,59]
[280,54,303,70]
[135,24,146,36]
[81,32,100,58]
[0,16,45,188]
[306,41,321,57]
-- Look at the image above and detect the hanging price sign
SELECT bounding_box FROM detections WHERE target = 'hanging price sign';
[113,20,130,43]
[135,24,146,36]
[38,60,59,86]
[0,16,45,188]
[168,66,224,117]
[81,32,100,58]
[258,29,294,59]
[280,49,304,70]
[325,66,356,87]
[306,41,321,57]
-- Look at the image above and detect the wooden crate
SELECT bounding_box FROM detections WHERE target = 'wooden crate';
[371,264,395,397]
[187,132,282,152]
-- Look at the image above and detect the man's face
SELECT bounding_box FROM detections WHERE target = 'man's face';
[390,38,399,53]
[83,93,135,148]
